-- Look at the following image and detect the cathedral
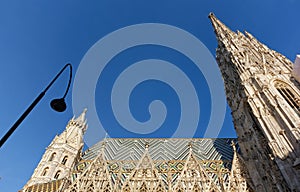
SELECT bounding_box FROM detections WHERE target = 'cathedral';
[21,13,300,192]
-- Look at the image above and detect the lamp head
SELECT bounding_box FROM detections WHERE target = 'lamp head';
[50,98,66,112]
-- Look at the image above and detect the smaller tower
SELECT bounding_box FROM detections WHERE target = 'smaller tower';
[22,109,87,189]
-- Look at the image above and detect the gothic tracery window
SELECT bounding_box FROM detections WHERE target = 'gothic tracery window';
[274,81,300,116]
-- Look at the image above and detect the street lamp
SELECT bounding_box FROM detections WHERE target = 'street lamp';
[0,63,73,148]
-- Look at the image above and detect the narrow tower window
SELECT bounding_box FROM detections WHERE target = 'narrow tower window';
[49,152,56,161]
[41,167,49,176]
[61,156,68,165]
[54,170,61,179]
[275,81,300,115]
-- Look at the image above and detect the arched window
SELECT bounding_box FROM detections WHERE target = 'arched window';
[61,156,68,165]
[41,167,49,176]
[49,152,56,161]
[54,170,61,179]
[275,81,300,115]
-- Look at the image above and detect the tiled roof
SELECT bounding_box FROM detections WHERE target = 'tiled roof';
[82,138,236,161]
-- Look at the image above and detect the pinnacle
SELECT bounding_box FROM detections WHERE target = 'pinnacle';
[208,12,237,42]
[208,12,214,18]
[75,108,87,123]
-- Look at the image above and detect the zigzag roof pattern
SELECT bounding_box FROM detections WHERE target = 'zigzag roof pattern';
[82,138,236,161]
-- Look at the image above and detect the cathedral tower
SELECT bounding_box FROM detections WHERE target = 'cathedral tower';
[209,13,300,191]
[23,109,87,189]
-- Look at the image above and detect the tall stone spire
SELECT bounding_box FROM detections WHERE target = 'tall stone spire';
[209,13,300,191]
[209,13,293,76]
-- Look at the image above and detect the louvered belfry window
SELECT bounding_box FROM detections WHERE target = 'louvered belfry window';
[61,156,68,165]
[41,167,49,176]
[54,170,61,179]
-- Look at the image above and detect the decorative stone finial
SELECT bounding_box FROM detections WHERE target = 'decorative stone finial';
[188,141,193,150]
[231,140,237,153]
[75,108,87,122]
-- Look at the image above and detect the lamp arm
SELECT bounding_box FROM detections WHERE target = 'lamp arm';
[43,63,72,98]
[0,63,72,148]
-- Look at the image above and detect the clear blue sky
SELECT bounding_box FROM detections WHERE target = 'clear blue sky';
[0,0,299,191]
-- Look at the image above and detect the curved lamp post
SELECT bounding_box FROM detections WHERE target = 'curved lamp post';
[0,63,72,148]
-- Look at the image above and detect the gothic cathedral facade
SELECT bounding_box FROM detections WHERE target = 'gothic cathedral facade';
[21,13,299,191]
[209,13,300,191]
